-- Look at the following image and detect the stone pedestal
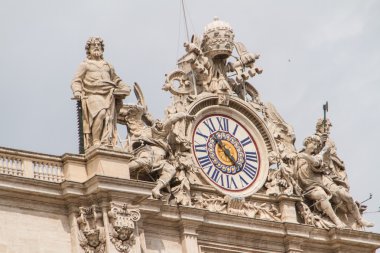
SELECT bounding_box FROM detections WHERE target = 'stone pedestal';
[85,148,133,179]
[63,154,87,182]
[278,194,302,223]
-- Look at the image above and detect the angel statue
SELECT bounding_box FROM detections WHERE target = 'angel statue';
[118,84,194,198]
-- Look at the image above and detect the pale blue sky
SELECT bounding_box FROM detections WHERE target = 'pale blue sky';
[1,0,379,234]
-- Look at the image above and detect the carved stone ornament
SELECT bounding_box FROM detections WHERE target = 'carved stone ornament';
[71,19,374,232]
[77,205,106,253]
[108,202,141,253]
[217,93,230,106]
[192,192,281,222]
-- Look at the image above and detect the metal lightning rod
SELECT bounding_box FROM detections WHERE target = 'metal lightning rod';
[323,101,328,133]
[180,0,197,96]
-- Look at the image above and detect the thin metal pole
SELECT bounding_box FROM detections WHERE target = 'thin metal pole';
[180,0,197,95]
[181,0,190,42]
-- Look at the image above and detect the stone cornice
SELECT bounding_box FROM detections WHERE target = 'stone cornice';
[0,173,62,197]
[0,173,379,249]
[61,153,85,164]
[0,146,62,162]
[84,147,133,161]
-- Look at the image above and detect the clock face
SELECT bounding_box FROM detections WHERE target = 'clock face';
[192,114,261,197]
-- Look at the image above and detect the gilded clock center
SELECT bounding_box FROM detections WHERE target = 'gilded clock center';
[215,140,238,166]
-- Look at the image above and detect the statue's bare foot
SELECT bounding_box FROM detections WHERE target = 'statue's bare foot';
[335,221,346,229]
[152,187,163,199]
[358,219,374,227]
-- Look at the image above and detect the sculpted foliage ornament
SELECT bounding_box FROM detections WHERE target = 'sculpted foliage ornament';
[193,192,281,221]
[296,202,335,230]
[108,202,141,253]
[77,205,106,253]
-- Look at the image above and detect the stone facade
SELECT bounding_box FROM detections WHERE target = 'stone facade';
[0,146,379,252]
[0,18,379,253]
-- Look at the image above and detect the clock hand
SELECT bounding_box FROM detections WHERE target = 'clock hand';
[212,135,239,168]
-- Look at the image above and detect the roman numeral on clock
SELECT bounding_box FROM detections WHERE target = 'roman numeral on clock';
[242,162,257,179]
[239,175,249,187]
[226,174,238,189]
[210,168,220,182]
[195,144,207,153]
[196,130,208,141]
[232,124,239,135]
[203,118,216,133]
[207,166,223,185]
[216,117,229,132]
[198,155,212,167]
[241,137,252,147]
[246,151,258,163]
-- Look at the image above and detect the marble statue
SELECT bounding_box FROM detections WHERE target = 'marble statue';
[119,84,194,199]
[297,134,373,228]
[315,118,349,189]
[71,37,130,150]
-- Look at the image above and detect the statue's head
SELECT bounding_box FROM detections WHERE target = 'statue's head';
[115,226,134,241]
[113,218,135,241]
[154,120,164,130]
[303,135,321,154]
[201,17,235,59]
[315,118,332,134]
[85,37,104,60]
[84,229,100,248]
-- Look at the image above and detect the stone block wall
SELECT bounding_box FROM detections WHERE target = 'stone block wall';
[0,204,71,253]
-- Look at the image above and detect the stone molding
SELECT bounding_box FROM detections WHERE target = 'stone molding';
[0,173,379,252]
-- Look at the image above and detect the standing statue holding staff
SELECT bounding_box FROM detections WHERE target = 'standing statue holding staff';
[71,37,130,150]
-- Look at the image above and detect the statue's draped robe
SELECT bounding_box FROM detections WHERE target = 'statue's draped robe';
[297,154,335,198]
[72,59,122,148]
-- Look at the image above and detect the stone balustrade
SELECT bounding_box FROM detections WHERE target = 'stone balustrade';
[0,154,23,176]
[0,147,64,183]
[33,160,64,182]
[0,146,133,184]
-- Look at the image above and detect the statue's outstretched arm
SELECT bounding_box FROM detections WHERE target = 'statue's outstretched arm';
[163,112,192,132]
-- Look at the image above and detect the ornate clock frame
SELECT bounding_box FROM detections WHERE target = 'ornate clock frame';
[187,94,277,197]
